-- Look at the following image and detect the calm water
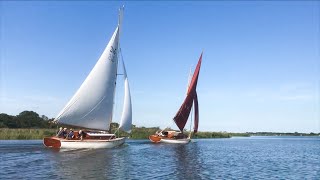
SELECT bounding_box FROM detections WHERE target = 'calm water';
[0,137,319,179]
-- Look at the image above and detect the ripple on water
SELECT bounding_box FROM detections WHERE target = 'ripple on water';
[0,137,319,179]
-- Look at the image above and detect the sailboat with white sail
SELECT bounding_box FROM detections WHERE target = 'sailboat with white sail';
[149,52,203,144]
[43,6,132,149]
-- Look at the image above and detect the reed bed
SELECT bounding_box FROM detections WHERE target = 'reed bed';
[0,128,56,140]
[0,128,250,140]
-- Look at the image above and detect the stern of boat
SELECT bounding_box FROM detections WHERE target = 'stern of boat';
[149,135,161,143]
[43,137,61,148]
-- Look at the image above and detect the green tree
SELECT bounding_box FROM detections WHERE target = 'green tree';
[15,111,49,128]
[0,113,17,128]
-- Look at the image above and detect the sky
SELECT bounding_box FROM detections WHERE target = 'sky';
[1,1,319,133]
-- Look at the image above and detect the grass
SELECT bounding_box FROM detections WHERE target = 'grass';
[0,128,56,140]
[0,128,251,140]
[193,131,231,138]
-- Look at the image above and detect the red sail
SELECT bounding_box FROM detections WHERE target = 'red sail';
[173,92,195,132]
[173,53,202,132]
[187,53,202,95]
[193,91,199,133]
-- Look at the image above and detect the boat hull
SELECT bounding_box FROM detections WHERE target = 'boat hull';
[160,138,190,144]
[149,135,190,144]
[43,137,125,149]
[149,135,161,143]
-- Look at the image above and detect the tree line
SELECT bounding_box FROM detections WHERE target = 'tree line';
[0,111,53,128]
[0,111,233,139]
[3,111,316,139]
[0,111,145,133]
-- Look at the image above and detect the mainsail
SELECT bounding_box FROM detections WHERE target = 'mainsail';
[173,53,202,132]
[54,7,130,131]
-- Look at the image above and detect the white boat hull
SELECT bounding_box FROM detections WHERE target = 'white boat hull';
[160,138,191,144]
[44,137,126,149]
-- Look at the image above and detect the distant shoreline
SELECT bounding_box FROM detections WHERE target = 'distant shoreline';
[1,128,318,140]
[1,111,318,140]
[0,128,246,140]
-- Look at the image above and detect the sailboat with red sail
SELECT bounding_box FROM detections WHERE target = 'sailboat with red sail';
[149,52,203,144]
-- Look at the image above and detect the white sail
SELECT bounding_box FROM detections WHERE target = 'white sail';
[54,12,122,130]
[119,58,132,133]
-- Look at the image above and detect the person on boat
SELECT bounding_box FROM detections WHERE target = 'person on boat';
[162,131,169,137]
[67,129,74,139]
[56,127,63,137]
[78,130,86,140]
[156,130,162,136]
[167,132,174,139]
[62,128,68,138]
[56,127,68,138]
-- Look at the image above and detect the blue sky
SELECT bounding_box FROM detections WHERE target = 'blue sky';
[1,1,319,133]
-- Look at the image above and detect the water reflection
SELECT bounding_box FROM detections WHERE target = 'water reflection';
[2,138,319,179]
[2,140,208,179]
[49,148,118,179]
[104,144,132,179]
[171,141,208,179]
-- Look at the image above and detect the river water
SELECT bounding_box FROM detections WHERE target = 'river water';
[0,137,319,179]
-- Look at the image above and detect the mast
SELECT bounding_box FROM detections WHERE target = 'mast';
[188,67,194,138]
[111,6,124,130]
[117,6,132,133]
[118,5,124,37]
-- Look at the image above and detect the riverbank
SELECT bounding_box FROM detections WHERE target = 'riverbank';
[0,128,249,140]
[2,111,317,139]
[0,128,55,140]
[2,128,318,140]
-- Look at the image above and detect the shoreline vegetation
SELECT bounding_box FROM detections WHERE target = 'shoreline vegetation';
[1,111,319,140]
[0,128,241,140]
